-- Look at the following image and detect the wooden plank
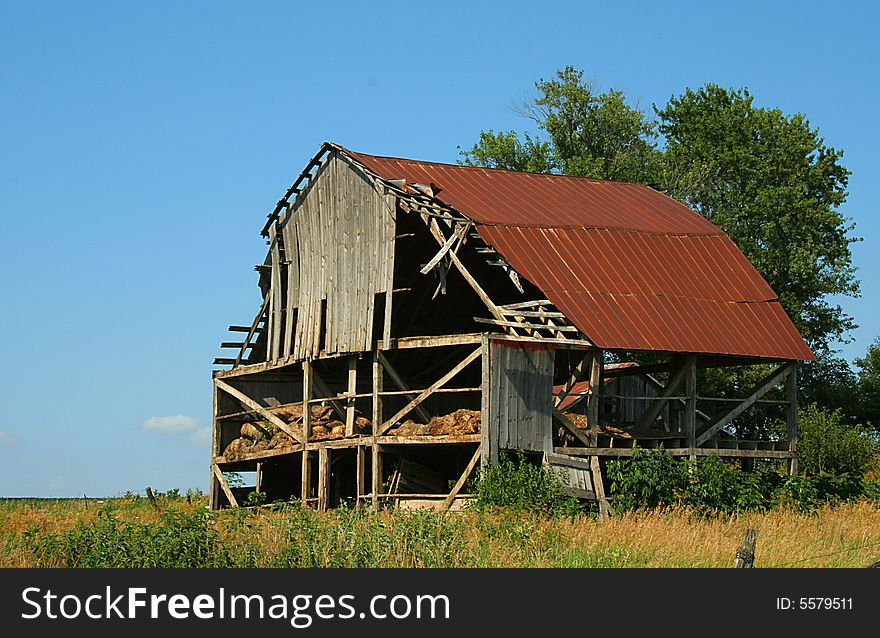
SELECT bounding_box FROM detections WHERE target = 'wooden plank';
[382,193,396,345]
[377,347,482,436]
[497,299,552,311]
[420,221,471,274]
[376,333,483,350]
[345,355,357,436]
[480,335,495,464]
[786,361,798,476]
[499,309,566,319]
[474,317,580,332]
[376,351,432,423]
[255,462,262,493]
[214,378,304,444]
[212,464,239,508]
[544,451,593,472]
[590,456,613,520]
[696,363,791,446]
[375,434,481,445]
[441,445,482,511]
[425,217,506,322]
[556,447,797,459]
[234,294,270,367]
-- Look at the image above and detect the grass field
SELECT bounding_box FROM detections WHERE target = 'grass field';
[3,496,879,568]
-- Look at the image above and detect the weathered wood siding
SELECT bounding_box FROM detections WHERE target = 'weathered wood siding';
[264,152,395,361]
[483,339,554,460]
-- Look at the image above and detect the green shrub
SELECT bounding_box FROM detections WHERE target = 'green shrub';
[796,404,878,477]
[606,448,689,512]
[471,451,580,516]
[682,455,771,514]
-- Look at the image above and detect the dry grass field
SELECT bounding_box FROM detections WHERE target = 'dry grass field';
[2,497,879,568]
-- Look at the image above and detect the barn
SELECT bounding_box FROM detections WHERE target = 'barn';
[209,142,812,513]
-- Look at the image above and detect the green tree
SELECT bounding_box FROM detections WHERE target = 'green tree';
[459,66,660,182]
[656,85,860,352]
[854,337,880,428]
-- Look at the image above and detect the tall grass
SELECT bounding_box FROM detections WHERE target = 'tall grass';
[2,496,879,568]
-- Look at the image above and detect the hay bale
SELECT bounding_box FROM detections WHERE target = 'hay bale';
[355,416,372,433]
[329,424,345,438]
[240,422,264,440]
[310,425,330,440]
[311,405,333,422]
[222,437,253,462]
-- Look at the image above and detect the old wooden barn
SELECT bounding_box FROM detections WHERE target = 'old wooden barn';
[209,142,813,513]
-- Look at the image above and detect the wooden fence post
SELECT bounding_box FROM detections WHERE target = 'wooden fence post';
[733,529,758,568]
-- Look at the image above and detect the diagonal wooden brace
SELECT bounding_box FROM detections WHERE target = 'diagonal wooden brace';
[377,347,482,436]
[215,378,304,444]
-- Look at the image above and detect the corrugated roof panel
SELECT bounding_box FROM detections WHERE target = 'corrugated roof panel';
[339,146,814,360]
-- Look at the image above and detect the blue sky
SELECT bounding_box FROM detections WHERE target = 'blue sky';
[1,1,877,496]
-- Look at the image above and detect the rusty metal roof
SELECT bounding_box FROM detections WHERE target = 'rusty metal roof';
[342,146,814,361]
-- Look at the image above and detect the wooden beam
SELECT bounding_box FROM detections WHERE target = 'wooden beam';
[376,351,432,424]
[214,378,304,444]
[441,445,482,512]
[303,360,312,441]
[420,221,471,274]
[371,443,381,511]
[301,450,312,503]
[377,347,482,436]
[425,217,506,322]
[696,364,791,446]
[383,193,396,345]
[356,444,366,510]
[255,462,262,493]
[317,447,329,511]
[786,361,798,476]
[635,360,689,430]
[556,447,797,459]
[372,352,383,436]
[587,351,603,444]
[590,456,613,520]
[345,355,357,437]
[235,293,270,367]
[212,464,239,508]
[474,317,580,332]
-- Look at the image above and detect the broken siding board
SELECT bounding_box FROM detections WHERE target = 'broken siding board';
[269,225,283,362]
[382,193,396,345]
[281,216,300,358]
[488,339,554,454]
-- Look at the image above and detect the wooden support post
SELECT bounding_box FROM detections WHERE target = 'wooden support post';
[587,350,603,445]
[377,347,482,435]
[441,445,481,512]
[786,361,798,476]
[303,360,312,441]
[635,359,689,430]
[372,352,383,434]
[356,444,366,510]
[684,355,698,456]
[318,447,330,512]
[733,529,758,568]
[345,355,357,437]
[212,464,239,508]
[371,443,382,511]
[301,451,312,504]
[590,456,613,520]
[376,351,431,423]
[255,462,262,494]
[210,381,221,510]
[479,335,497,465]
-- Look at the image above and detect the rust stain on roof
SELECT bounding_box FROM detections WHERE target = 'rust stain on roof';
[341,146,814,361]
